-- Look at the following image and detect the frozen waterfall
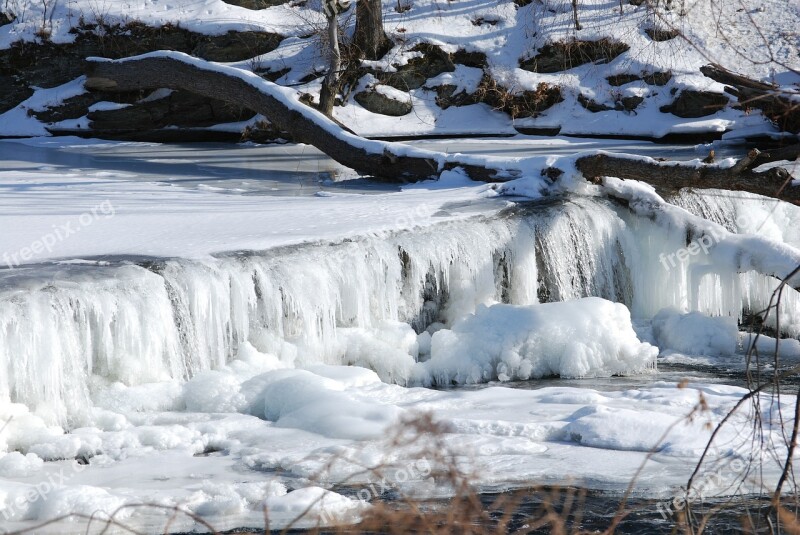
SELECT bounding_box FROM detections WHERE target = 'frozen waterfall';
[1,194,798,425]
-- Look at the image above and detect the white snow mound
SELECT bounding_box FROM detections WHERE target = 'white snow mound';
[652,308,738,356]
[418,297,658,384]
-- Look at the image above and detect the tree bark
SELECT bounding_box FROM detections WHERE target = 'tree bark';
[85,51,510,182]
[354,0,390,60]
[701,63,800,134]
[575,150,800,204]
[319,11,341,116]
[571,0,582,30]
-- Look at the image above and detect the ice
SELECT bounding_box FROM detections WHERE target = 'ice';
[652,308,738,357]
[264,487,367,525]
[419,298,658,385]
[741,332,800,359]
[0,364,790,532]
[26,485,129,522]
[563,406,704,454]
[2,185,799,429]
[0,452,43,478]
[244,369,402,440]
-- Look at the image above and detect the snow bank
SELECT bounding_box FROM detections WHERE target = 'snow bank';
[418,298,658,384]
[561,404,732,456]
[242,369,402,440]
[652,308,738,356]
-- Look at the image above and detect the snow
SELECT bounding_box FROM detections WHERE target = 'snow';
[1,0,797,139]
[0,361,790,532]
[652,308,739,357]
[0,0,798,529]
[418,298,658,385]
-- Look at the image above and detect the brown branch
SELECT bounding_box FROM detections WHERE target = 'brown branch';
[575,152,800,205]
[701,63,800,134]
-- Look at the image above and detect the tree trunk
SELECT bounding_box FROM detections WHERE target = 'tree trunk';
[701,63,800,133]
[319,11,341,116]
[354,0,390,60]
[571,0,582,30]
[85,51,507,181]
[574,150,798,203]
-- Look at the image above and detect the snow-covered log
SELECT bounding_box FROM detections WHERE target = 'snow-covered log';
[701,63,800,134]
[85,51,514,182]
[85,51,798,203]
[576,150,800,205]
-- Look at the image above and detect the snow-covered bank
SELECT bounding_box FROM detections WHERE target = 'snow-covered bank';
[0,0,796,139]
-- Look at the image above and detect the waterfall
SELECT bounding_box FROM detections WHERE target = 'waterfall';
[1,195,798,425]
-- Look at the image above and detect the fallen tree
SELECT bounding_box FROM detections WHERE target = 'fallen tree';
[701,63,800,134]
[575,149,798,204]
[85,52,514,183]
[86,51,800,203]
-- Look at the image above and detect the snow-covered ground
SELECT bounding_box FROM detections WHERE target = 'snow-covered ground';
[0,0,797,138]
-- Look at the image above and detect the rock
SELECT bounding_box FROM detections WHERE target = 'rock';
[642,71,672,86]
[607,74,641,86]
[0,41,86,89]
[33,90,143,123]
[0,12,13,25]
[256,67,291,82]
[0,22,283,92]
[0,76,33,113]
[354,86,413,116]
[34,93,99,123]
[660,90,729,118]
[380,43,454,90]
[193,31,283,62]
[578,94,614,113]
[434,84,477,109]
[520,39,630,73]
[628,0,646,5]
[220,0,290,8]
[645,27,680,41]
[620,95,644,111]
[452,49,488,69]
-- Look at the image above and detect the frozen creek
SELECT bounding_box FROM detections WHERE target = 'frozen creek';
[0,137,799,533]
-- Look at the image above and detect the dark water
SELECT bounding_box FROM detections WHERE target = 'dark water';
[261,493,778,534]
